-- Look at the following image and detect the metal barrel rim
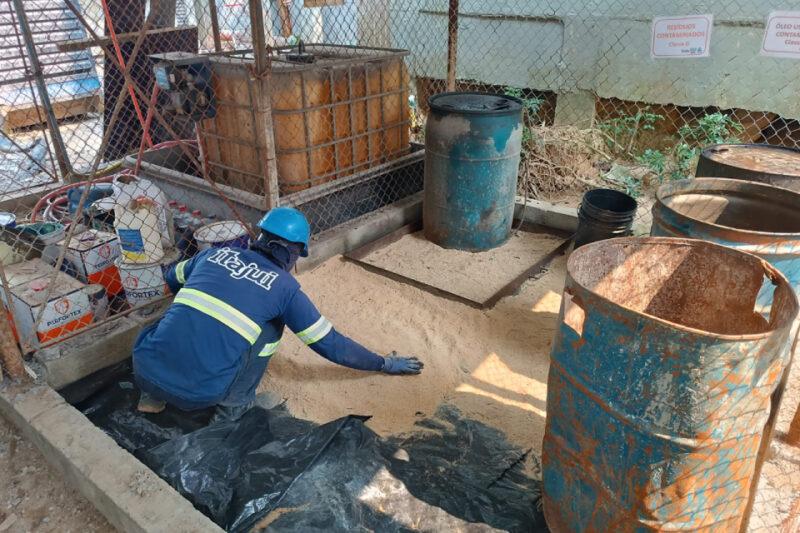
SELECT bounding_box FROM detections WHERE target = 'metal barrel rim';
[655,177,800,238]
[699,143,800,180]
[567,236,799,341]
[428,91,524,116]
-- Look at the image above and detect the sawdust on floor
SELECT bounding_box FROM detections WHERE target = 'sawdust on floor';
[359,230,565,304]
[261,252,567,452]
[261,246,800,532]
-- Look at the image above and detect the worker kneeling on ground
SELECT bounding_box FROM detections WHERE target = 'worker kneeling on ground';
[132,207,423,421]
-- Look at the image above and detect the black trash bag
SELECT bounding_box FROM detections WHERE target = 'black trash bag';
[139,407,360,531]
[264,406,547,533]
[380,406,545,532]
[68,362,212,455]
[64,367,547,532]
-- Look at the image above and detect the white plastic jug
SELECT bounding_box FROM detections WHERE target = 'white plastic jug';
[113,175,173,247]
[114,196,165,263]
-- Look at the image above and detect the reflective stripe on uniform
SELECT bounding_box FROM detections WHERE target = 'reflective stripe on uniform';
[296,316,332,345]
[173,288,261,344]
[258,341,280,357]
[175,260,189,284]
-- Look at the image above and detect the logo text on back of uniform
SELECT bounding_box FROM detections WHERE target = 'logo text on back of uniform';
[207,248,279,291]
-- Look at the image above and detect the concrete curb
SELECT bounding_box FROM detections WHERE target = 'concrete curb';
[299,192,423,272]
[514,196,579,233]
[0,382,222,533]
[34,308,165,390]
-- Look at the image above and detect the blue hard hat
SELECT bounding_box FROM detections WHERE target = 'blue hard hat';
[257,207,310,257]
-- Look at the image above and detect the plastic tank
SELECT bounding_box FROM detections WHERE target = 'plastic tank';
[423,92,523,251]
[205,45,410,196]
[543,237,798,532]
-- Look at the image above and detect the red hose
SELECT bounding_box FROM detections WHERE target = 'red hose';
[30,175,115,222]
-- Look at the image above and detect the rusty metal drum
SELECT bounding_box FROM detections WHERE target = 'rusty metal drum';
[696,144,800,193]
[542,237,798,532]
[423,92,523,251]
[650,177,800,529]
[651,178,800,295]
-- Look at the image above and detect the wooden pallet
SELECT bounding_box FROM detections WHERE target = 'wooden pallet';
[0,94,101,132]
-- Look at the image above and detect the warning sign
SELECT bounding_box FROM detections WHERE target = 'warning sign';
[761,11,800,59]
[651,15,713,58]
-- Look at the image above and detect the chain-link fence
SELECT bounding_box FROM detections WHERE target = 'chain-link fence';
[0,0,799,530]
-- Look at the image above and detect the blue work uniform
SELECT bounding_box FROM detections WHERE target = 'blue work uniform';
[132,246,385,410]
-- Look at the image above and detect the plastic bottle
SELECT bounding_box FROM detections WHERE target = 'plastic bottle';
[190,210,204,230]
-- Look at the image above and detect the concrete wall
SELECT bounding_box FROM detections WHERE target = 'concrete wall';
[388,0,800,119]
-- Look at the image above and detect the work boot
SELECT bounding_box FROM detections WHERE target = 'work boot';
[210,401,255,424]
[137,392,166,414]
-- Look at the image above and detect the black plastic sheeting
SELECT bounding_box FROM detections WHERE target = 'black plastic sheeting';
[63,363,547,532]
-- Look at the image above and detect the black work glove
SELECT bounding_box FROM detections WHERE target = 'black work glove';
[382,352,424,375]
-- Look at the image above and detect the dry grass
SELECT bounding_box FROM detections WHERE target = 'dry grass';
[518,126,609,200]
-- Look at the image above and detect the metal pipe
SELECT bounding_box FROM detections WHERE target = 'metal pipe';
[208,0,222,52]
[134,84,161,176]
[329,67,340,175]
[249,0,269,75]
[244,74,269,204]
[11,0,72,179]
[446,0,459,91]
[100,0,153,147]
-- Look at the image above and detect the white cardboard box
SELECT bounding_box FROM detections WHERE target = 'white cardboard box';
[1,259,92,349]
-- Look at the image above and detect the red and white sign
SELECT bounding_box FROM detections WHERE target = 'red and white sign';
[761,11,800,59]
[651,15,713,58]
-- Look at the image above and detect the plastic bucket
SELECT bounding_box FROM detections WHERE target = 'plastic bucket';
[114,197,165,264]
[86,197,116,234]
[117,248,181,307]
[194,220,250,251]
[17,222,65,245]
[573,188,637,249]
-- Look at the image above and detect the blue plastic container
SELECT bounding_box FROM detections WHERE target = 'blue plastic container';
[67,184,113,215]
[423,92,523,251]
[543,237,798,532]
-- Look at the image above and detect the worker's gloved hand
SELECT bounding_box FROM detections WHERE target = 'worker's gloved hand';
[382,352,424,375]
